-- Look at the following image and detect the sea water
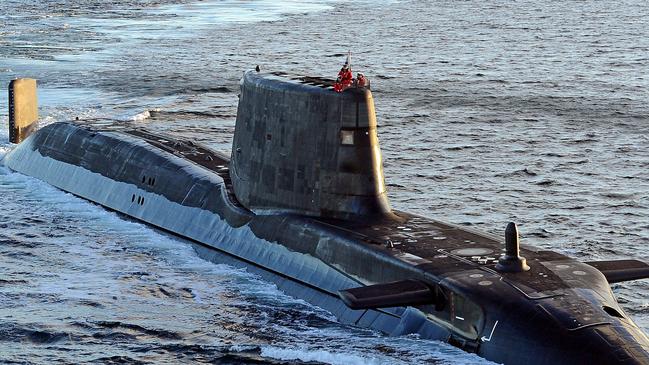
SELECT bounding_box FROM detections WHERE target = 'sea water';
[0,0,647,363]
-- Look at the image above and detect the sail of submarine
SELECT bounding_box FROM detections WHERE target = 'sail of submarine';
[5,72,649,364]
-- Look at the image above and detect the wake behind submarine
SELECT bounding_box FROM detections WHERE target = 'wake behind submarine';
[4,71,649,364]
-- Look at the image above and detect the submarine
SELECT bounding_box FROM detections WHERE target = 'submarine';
[4,72,649,364]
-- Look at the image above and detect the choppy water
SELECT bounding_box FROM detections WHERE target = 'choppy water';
[1,0,648,363]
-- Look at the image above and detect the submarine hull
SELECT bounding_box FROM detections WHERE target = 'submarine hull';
[3,122,447,339]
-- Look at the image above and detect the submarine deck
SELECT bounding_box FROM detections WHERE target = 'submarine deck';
[122,128,244,209]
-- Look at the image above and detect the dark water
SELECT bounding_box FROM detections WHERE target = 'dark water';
[1,0,648,363]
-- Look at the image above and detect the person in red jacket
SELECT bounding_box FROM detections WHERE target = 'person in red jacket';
[334,52,354,92]
[334,64,353,92]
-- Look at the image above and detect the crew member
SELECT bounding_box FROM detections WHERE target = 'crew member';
[356,73,367,88]
[334,65,353,92]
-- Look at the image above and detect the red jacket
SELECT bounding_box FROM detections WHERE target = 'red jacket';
[334,68,353,92]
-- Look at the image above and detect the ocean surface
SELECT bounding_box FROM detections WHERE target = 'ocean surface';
[1,0,648,363]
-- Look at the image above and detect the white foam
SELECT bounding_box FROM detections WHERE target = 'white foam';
[158,0,342,27]
[260,339,493,365]
[0,145,13,162]
[0,116,8,148]
[261,346,384,365]
[128,109,158,122]
[256,322,496,365]
[228,344,258,352]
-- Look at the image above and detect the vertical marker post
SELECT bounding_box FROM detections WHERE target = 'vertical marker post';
[8,78,38,144]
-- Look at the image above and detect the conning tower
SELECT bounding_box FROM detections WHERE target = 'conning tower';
[230,71,390,220]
